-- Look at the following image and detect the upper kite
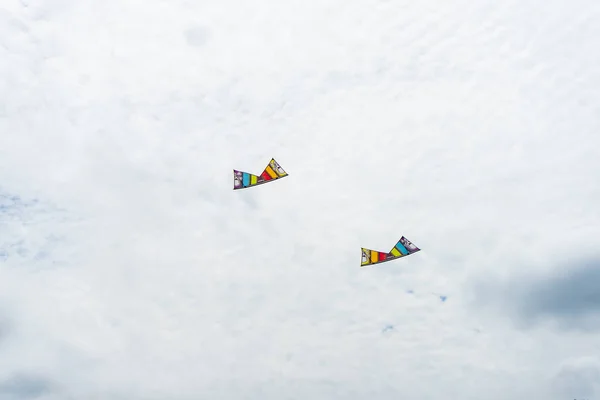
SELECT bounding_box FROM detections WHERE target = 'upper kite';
[234,158,288,190]
[361,236,421,267]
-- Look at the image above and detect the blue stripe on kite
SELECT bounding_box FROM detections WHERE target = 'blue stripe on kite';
[395,241,409,255]
[242,172,250,187]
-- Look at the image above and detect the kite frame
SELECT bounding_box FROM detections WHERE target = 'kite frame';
[360,239,421,267]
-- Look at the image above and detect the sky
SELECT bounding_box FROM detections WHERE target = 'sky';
[1,0,600,399]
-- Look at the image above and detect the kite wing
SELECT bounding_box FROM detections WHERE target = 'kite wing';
[361,236,421,267]
[233,158,288,190]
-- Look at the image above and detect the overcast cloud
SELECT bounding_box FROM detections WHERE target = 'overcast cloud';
[1,0,600,399]
[474,257,600,332]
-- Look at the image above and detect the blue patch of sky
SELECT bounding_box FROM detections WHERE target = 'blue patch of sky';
[0,188,70,266]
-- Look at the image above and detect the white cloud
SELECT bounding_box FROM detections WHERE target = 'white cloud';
[1,0,600,399]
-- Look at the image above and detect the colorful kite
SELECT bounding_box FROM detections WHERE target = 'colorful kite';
[361,236,421,267]
[233,158,288,190]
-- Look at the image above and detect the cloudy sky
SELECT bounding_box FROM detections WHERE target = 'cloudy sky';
[1,0,600,399]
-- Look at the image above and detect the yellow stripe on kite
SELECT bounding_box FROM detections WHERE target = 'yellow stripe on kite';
[265,165,278,179]
[370,250,378,263]
[390,247,401,257]
[250,174,258,185]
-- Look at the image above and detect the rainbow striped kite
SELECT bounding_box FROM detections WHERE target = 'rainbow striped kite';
[361,236,421,267]
[233,158,288,190]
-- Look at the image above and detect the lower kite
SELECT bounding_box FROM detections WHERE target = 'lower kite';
[361,236,420,267]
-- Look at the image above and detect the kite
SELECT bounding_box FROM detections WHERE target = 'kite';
[233,158,288,190]
[361,236,421,267]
